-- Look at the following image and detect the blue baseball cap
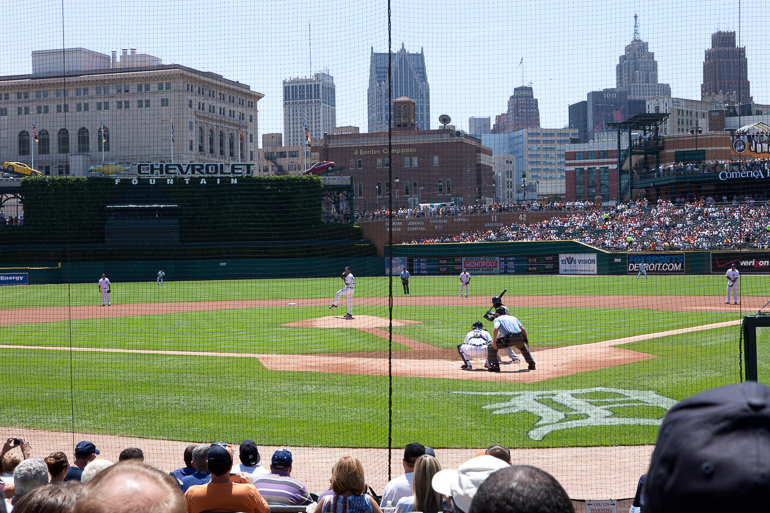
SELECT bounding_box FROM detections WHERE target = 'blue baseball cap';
[75,441,99,455]
[272,449,293,469]
[208,442,233,466]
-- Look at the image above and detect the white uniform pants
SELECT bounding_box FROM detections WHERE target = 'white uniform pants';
[101,289,110,305]
[335,287,354,314]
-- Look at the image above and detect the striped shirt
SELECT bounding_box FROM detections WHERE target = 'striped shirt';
[252,470,313,506]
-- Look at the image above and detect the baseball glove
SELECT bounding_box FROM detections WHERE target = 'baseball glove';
[107,288,111,293]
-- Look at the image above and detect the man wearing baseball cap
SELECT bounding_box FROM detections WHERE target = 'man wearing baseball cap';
[253,449,313,506]
[64,441,99,482]
[381,443,427,507]
[643,381,770,513]
[232,440,270,478]
[184,442,269,513]
[431,455,510,513]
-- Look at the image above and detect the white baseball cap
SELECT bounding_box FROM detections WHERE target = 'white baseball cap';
[431,455,509,513]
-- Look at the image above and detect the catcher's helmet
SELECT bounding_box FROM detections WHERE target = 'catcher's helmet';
[472,321,484,330]
[491,296,502,307]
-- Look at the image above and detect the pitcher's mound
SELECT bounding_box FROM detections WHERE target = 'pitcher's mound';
[282,315,422,329]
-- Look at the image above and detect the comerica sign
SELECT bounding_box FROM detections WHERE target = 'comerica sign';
[136,163,255,176]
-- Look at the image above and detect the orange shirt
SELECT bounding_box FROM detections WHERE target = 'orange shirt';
[184,481,269,513]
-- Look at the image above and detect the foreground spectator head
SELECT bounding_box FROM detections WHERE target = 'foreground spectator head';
[12,484,77,513]
[485,445,511,464]
[2,452,22,475]
[412,455,442,513]
[432,455,509,513]
[468,465,574,513]
[74,461,186,513]
[403,442,426,469]
[74,442,99,461]
[80,461,113,485]
[239,440,260,466]
[14,458,49,498]
[206,443,233,477]
[45,453,70,483]
[183,444,195,468]
[644,381,770,513]
[118,448,144,462]
[331,456,366,495]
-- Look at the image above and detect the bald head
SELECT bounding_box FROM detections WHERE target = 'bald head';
[74,461,186,513]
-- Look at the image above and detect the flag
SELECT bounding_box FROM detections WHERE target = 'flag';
[518,57,523,67]
[239,118,242,142]
[171,117,175,143]
[303,122,311,143]
[101,117,106,143]
[32,118,38,142]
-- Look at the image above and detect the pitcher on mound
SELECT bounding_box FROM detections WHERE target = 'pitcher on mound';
[330,267,355,319]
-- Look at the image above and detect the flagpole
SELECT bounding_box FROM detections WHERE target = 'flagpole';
[171,113,174,163]
[101,113,105,163]
[30,116,34,171]
[238,119,241,164]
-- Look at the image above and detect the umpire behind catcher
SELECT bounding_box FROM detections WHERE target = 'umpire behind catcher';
[490,307,536,372]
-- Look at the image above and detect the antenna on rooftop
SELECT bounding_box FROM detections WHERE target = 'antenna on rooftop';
[633,14,640,41]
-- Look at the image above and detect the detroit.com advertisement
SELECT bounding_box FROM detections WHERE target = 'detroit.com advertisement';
[627,254,685,274]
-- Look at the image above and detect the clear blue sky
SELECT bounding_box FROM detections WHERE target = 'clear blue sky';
[4,0,767,139]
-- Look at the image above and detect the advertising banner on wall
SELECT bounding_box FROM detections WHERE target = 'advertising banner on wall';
[559,254,597,275]
[462,257,500,274]
[627,254,685,274]
[385,257,407,275]
[712,252,770,274]
[0,273,29,285]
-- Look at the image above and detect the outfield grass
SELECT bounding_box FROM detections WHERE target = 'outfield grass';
[0,275,750,449]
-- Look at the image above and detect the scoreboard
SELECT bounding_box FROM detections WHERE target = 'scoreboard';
[409,255,558,275]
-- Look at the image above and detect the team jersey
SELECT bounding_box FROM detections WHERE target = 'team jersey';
[726,269,740,282]
[98,278,110,291]
[345,273,355,288]
[464,329,492,346]
[460,272,471,283]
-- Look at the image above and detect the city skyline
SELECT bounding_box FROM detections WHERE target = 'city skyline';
[3,0,768,142]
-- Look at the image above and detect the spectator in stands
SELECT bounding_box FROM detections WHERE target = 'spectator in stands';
[74,461,186,513]
[65,442,99,482]
[184,443,269,513]
[431,455,509,513]
[484,445,511,465]
[80,460,113,485]
[395,455,442,513]
[233,440,270,477]
[313,456,382,513]
[381,443,426,507]
[118,448,144,463]
[12,483,77,513]
[643,381,770,513]
[10,458,49,508]
[467,465,574,513]
[2,438,30,498]
[171,444,196,482]
[45,453,70,484]
[253,449,312,506]
[179,444,210,492]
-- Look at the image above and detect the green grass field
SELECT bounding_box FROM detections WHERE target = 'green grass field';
[1,274,761,449]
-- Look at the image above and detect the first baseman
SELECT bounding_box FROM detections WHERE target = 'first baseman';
[458,321,492,370]
[157,270,165,286]
[330,267,355,318]
[726,263,739,304]
[98,274,111,306]
[459,270,471,297]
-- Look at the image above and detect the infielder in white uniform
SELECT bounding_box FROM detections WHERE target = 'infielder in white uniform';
[330,267,355,318]
[98,274,111,306]
[459,271,471,297]
[725,263,739,304]
[458,321,493,370]
[157,270,165,286]
[637,262,648,279]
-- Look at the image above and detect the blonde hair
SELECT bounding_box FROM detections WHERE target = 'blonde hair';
[331,456,366,496]
[412,455,442,512]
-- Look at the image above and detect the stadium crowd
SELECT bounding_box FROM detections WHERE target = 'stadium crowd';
[355,201,593,222]
[634,157,770,181]
[405,197,770,251]
[2,381,769,513]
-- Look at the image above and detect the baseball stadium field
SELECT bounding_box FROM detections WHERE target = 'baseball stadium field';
[2,273,767,499]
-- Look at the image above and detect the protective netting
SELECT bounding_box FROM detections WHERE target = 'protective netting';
[2,0,770,508]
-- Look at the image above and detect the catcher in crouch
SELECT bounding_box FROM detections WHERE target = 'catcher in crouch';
[490,307,536,373]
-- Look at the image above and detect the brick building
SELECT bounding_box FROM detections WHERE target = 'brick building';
[315,129,494,212]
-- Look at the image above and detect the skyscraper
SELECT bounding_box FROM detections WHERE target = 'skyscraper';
[492,86,540,133]
[701,31,751,105]
[368,44,430,133]
[616,15,671,100]
[283,72,336,147]
[469,117,491,135]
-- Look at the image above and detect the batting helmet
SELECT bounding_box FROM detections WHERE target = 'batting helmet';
[472,321,484,330]
[491,296,503,307]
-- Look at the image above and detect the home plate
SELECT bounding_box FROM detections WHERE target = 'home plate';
[288,303,297,306]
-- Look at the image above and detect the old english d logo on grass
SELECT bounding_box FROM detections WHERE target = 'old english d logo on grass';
[455,388,677,441]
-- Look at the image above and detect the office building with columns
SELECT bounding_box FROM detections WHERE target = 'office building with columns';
[0,48,262,176]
